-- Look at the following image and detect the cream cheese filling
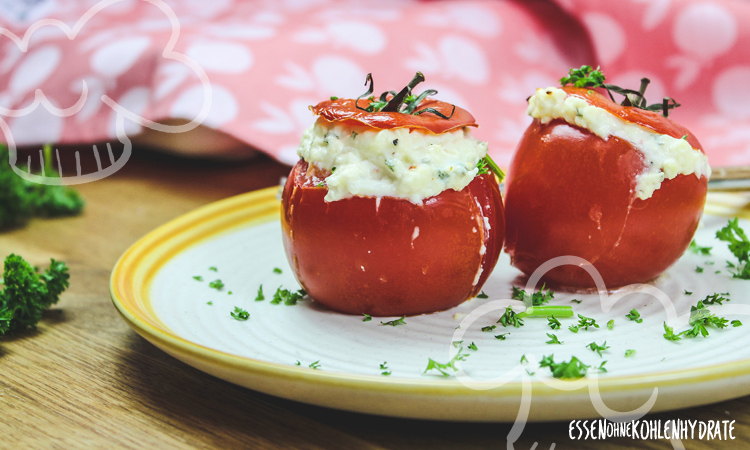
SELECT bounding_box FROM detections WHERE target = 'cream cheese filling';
[297,120,488,203]
[527,87,711,200]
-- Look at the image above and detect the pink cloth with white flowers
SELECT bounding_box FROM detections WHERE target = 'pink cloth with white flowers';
[0,0,749,167]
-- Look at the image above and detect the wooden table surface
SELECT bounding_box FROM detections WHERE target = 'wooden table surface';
[1,146,748,449]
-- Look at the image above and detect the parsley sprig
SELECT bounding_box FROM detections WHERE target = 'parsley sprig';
[716,218,750,279]
[663,300,736,340]
[424,346,470,377]
[0,254,70,335]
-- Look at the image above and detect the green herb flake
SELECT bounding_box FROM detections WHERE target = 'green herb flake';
[732,320,743,327]
[689,240,712,255]
[520,354,528,364]
[626,308,643,323]
[481,325,497,332]
[362,314,372,322]
[625,349,636,357]
[379,362,391,376]
[684,290,693,296]
[273,267,282,274]
[271,286,306,305]
[255,285,265,301]
[424,347,470,377]
[548,315,561,330]
[511,285,554,306]
[607,319,614,330]
[209,279,224,290]
[497,306,524,328]
[587,340,610,357]
[209,266,218,272]
[695,266,704,273]
[571,299,583,304]
[468,342,478,351]
[193,275,203,281]
[476,291,489,299]
[539,354,590,379]
[546,333,563,345]
[380,316,406,326]
[207,301,213,306]
[569,314,599,333]
[495,333,509,340]
[230,306,249,321]
[309,360,321,370]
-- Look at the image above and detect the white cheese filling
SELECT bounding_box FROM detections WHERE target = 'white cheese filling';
[527,87,711,200]
[297,120,488,203]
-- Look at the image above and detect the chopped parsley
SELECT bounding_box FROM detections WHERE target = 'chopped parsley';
[380,316,406,326]
[546,333,563,344]
[468,342,478,351]
[193,275,203,281]
[663,300,734,340]
[548,315,561,330]
[255,285,265,301]
[497,306,524,328]
[625,349,636,357]
[571,299,583,304]
[495,333,509,340]
[476,291,489,299]
[481,325,497,332]
[209,266,218,272]
[424,346,470,377]
[208,279,224,290]
[587,341,610,357]
[684,290,693,296]
[270,286,306,305]
[362,314,372,322]
[607,319,614,330]
[511,285,554,306]
[207,301,213,305]
[379,362,391,376]
[702,293,730,305]
[625,309,643,323]
[732,320,743,327]
[539,354,591,379]
[230,306,249,321]
[716,218,750,279]
[688,240,712,255]
[309,360,321,370]
[273,267,282,274]
[569,314,599,333]
[695,266,704,273]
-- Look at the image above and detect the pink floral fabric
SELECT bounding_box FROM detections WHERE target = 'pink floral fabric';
[0,0,748,167]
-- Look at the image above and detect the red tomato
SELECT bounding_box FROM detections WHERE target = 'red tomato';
[281,97,504,316]
[504,87,708,289]
[282,161,504,316]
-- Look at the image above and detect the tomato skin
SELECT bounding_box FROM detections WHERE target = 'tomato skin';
[281,161,505,316]
[504,118,708,289]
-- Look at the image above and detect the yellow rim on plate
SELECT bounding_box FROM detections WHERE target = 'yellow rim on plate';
[110,188,750,421]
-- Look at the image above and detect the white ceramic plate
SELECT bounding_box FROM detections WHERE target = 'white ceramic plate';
[110,188,750,422]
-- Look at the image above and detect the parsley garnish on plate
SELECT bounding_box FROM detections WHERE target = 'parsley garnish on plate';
[273,267,282,274]
[193,275,203,281]
[424,346,470,377]
[625,349,636,357]
[689,240,712,255]
[662,300,735,340]
[380,316,406,326]
[255,285,265,301]
[270,286,306,305]
[569,314,599,333]
[209,279,225,290]
[362,314,372,322]
[625,309,643,323]
[379,362,391,376]
[0,254,70,335]
[546,333,563,344]
[716,218,750,279]
[481,325,496,332]
[548,315,562,330]
[230,306,249,321]
[539,354,598,379]
[587,341,610,357]
[511,285,554,306]
[309,360,321,370]
[498,306,524,328]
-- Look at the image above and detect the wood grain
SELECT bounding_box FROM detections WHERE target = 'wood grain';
[0,147,748,449]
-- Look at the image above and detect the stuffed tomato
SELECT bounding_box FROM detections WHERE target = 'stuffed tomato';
[503,66,710,289]
[281,73,505,316]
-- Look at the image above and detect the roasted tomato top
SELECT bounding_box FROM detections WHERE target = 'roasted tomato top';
[310,98,477,134]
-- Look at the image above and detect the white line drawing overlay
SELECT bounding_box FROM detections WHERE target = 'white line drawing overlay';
[0,0,213,185]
